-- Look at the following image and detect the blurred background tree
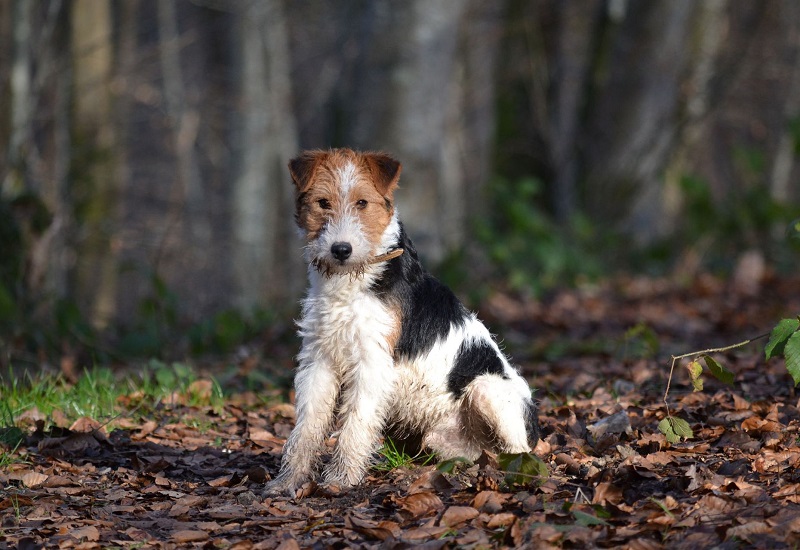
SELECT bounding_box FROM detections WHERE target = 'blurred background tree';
[1,0,798,361]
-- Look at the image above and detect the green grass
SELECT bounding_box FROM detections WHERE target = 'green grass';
[0,361,224,430]
[374,437,435,472]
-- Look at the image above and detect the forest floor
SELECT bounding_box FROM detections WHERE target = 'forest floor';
[2,273,800,549]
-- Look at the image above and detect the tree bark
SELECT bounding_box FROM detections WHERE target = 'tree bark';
[547,0,603,223]
[71,0,118,329]
[233,0,300,309]
[582,0,697,243]
[769,1,800,204]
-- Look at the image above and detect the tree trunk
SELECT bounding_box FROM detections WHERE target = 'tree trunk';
[6,0,33,189]
[583,0,696,243]
[233,0,301,310]
[769,1,800,204]
[71,0,118,329]
[547,0,603,223]
[156,0,209,263]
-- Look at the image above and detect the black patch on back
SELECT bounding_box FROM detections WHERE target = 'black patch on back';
[447,341,506,397]
[373,223,469,361]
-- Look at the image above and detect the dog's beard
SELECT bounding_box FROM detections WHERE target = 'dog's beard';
[311,257,367,279]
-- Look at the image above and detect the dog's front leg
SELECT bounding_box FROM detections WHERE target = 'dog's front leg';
[265,357,339,496]
[323,345,396,487]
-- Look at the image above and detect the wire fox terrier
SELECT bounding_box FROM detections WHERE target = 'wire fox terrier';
[265,148,539,496]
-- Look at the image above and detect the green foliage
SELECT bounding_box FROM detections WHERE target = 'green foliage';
[765,318,800,361]
[668,172,800,273]
[120,273,280,357]
[0,191,55,352]
[684,354,735,393]
[475,177,609,295]
[658,416,693,443]
[0,367,119,423]
[0,400,25,452]
[664,315,800,442]
[765,318,800,385]
[786,333,800,387]
[788,217,800,244]
[374,438,434,472]
[189,308,277,355]
[702,355,734,386]
[436,456,473,474]
[497,451,549,487]
[620,322,660,360]
[0,362,223,427]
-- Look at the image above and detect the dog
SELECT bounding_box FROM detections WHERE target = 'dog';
[265,148,539,496]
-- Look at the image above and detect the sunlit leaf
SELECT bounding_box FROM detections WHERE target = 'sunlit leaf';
[658,417,693,443]
[702,355,734,385]
[436,456,472,474]
[765,318,800,360]
[784,331,800,386]
[497,452,549,486]
[686,360,704,392]
[787,217,800,242]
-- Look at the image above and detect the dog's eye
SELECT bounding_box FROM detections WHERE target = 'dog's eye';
[355,199,368,209]
[317,199,332,210]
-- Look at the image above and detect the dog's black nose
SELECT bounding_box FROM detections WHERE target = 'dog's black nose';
[330,242,352,261]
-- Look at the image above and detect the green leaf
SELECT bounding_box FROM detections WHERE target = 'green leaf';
[0,427,25,447]
[702,355,734,385]
[686,360,704,392]
[497,452,549,486]
[785,331,800,386]
[765,318,800,360]
[436,456,472,474]
[658,417,693,443]
[787,217,800,242]
[573,510,610,527]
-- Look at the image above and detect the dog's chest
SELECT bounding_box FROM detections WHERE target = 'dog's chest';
[300,276,397,370]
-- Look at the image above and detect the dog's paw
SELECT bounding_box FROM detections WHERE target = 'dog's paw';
[321,467,363,489]
[263,476,315,499]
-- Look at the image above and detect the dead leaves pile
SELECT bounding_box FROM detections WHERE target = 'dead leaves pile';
[3,274,800,548]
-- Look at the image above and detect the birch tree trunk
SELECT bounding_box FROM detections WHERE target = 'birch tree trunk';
[6,0,33,191]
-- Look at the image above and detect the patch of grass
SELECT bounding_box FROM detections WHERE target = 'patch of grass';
[374,438,435,472]
[0,361,224,427]
[0,367,123,423]
[0,441,25,469]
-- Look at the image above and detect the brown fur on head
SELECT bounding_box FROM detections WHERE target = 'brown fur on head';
[289,149,402,274]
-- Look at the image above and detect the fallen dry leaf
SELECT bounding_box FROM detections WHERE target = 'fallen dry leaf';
[345,514,401,541]
[70,525,100,541]
[172,530,210,543]
[392,490,443,519]
[440,506,480,527]
[21,471,48,488]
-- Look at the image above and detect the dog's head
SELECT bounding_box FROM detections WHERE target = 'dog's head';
[290,148,401,276]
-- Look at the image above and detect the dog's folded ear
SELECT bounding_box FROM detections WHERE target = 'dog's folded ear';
[289,150,326,194]
[364,152,402,197]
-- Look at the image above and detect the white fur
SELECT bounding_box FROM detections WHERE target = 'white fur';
[335,161,359,196]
